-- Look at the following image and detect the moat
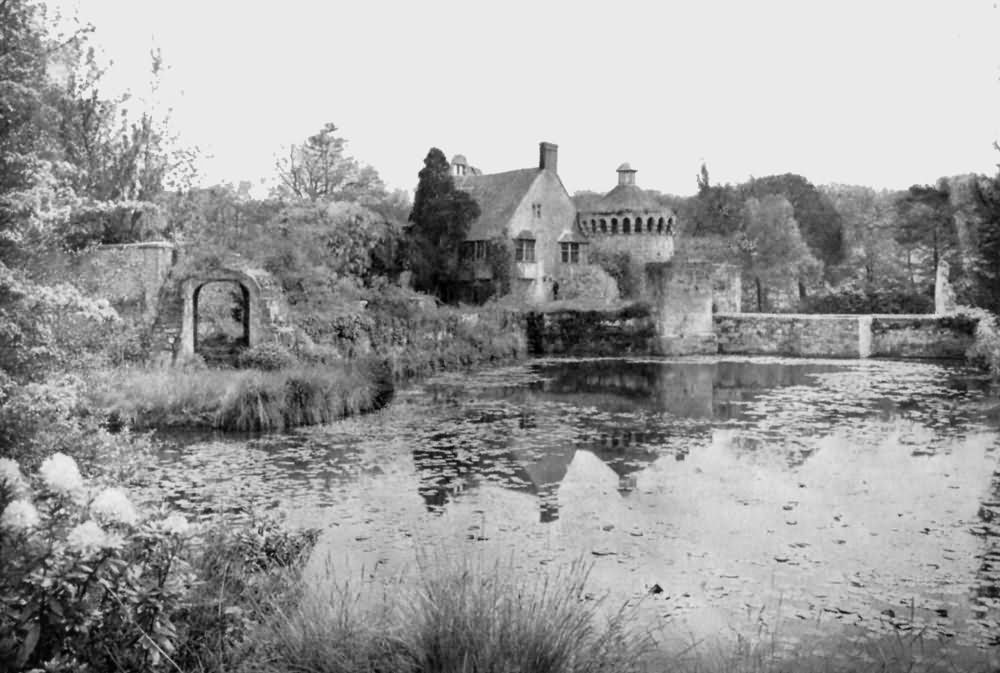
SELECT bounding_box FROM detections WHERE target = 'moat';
[143,357,1000,655]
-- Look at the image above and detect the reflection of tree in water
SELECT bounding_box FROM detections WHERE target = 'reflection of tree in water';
[970,460,1000,645]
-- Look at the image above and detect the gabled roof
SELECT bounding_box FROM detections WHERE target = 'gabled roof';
[455,168,541,240]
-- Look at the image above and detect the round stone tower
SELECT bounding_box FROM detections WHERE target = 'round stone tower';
[577,163,675,264]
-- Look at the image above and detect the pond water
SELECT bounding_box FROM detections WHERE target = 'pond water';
[145,356,1000,654]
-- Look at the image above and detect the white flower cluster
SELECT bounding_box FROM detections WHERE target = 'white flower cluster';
[0,455,192,549]
[40,453,85,498]
[90,487,139,526]
[0,458,28,496]
[66,520,124,554]
[1,500,41,531]
[159,513,191,536]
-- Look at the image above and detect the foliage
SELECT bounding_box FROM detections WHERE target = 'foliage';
[272,122,386,205]
[800,288,933,314]
[236,342,298,371]
[893,182,958,289]
[589,249,640,298]
[406,148,481,299]
[0,453,196,672]
[553,264,620,304]
[0,454,321,673]
[689,164,744,237]
[963,173,1000,314]
[486,234,514,297]
[821,184,907,288]
[963,307,1000,379]
[743,173,845,268]
[0,0,196,262]
[0,262,120,382]
[739,195,822,311]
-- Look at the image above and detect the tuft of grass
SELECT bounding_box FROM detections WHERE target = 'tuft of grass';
[249,552,655,673]
[400,552,654,673]
[93,359,388,432]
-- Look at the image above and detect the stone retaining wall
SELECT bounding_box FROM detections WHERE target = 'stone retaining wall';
[525,306,657,356]
[870,315,975,359]
[714,314,872,358]
[715,313,975,359]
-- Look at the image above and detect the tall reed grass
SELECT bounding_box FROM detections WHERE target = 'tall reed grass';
[248,552,655,673]
[95,359,388,432]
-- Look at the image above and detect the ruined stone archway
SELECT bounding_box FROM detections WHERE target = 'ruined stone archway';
[149,257,292,362]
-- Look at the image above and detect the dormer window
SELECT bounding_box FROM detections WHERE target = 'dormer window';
[532,203,542,218]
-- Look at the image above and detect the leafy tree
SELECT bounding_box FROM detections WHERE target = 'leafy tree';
[742,173,845,269]
[1,0,196,261]
[893,183,957,291]
[273,122,386,204]
[739,195,821,311]
[822,184,905,289]
[405,148,480,299]
[689,163,744,237]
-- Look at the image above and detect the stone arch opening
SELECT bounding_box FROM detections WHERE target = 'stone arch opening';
[657,217,665,233]
[591,219,597,233]
[611,218,618,234]
[193,280,250,364]
[600,218,607,233]
[647,217,655,230]
[623,217,631,234]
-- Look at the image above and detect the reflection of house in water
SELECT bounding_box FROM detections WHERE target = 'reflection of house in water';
[412,417,659,523]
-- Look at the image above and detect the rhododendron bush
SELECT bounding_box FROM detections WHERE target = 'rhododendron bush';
[0,452,320,672]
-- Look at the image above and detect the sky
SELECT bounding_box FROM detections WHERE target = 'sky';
[50,0,1000,197]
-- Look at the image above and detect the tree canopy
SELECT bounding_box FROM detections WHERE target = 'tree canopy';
[273,122,386,205]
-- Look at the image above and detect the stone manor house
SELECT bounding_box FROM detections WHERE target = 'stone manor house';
[451,141,677,303]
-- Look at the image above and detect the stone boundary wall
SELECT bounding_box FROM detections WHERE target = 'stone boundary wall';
[870,315,975,359]
[67,242,176,326]
[715,313,976,359]
[714,314,872,358]
[525,307,658,356]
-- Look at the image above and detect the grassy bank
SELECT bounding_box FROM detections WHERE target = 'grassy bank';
[94,359,387,432]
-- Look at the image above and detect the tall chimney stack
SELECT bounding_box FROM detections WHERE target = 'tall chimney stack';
[539,142,558,173]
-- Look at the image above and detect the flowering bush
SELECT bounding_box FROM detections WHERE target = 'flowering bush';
[0,452,197,672]
[0,453,322,673]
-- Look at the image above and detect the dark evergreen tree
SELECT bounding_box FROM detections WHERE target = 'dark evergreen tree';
[405,148,480,299]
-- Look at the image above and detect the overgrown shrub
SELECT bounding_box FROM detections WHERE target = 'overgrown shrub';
[237,342,298,371]
[554,264,620,304]
[964,307,1000,379]
[590,249,641,298]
